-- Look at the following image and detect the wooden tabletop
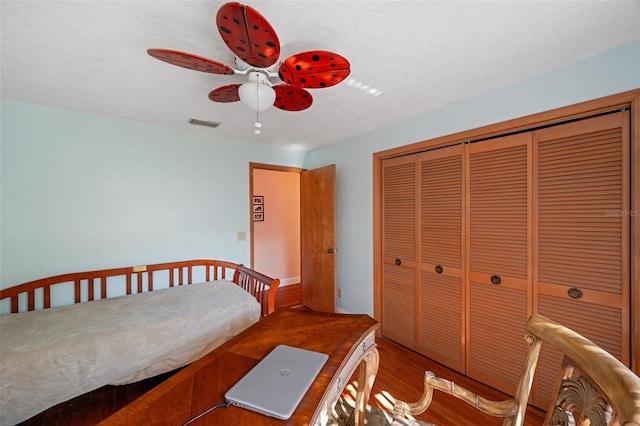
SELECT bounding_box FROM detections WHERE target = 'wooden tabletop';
[100,307,379,425]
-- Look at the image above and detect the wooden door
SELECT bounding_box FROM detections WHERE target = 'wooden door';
[417,145,466,372]
[532,110,630,407]
[301,164,336,312]
[466,133,532,395]
[381,156,418,348]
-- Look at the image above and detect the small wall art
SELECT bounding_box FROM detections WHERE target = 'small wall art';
[253,196,264,222]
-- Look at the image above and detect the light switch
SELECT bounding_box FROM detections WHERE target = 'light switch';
[237,231,246,241]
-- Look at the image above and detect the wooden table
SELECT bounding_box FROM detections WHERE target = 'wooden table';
[100,307,379,425]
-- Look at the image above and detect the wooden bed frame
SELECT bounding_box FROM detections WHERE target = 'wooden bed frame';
[0,259,280,317]
[0,260,281,425]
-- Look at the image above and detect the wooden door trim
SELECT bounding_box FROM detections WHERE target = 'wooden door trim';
[632,93,640,373]
[372,88,640,370]
[249,162,305,269]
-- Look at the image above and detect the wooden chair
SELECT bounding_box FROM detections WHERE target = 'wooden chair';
[529,314,640,426]
[393,313,640,426]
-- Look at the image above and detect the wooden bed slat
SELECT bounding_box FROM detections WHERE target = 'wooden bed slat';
[1,260,280,317]
[88,278,95,302]
[44,286,51,309]
[28,289,35,312]
[75,280,81,304]
[101,277,107,299]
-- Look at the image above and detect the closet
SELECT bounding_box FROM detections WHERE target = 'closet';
[380,108,631,407]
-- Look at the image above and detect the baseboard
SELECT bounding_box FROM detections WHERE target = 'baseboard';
[277,276,300,287]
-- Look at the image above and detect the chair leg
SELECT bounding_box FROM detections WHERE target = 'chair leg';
[393,371,435,417]
[354,346,380,426]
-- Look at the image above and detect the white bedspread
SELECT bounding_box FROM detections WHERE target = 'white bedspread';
[0,280,260,425]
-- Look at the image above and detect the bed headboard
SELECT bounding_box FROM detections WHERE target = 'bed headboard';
[0,260,280,317]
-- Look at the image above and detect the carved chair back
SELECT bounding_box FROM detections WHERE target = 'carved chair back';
[527,314,640,426]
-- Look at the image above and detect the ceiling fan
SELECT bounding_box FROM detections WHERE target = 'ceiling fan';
[147,1,351,118]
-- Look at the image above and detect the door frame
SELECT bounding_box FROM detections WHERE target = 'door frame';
[372,89,640,371]
[249,162,304,269]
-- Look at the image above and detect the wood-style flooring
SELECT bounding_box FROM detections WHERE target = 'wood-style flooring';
[19,284,546,425]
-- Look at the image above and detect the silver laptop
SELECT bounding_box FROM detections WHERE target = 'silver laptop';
[225,344,329,420]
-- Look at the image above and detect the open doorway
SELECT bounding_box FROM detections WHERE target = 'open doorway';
[250,163,303,287]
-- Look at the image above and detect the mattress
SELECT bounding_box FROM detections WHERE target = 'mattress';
[0,279,261,425]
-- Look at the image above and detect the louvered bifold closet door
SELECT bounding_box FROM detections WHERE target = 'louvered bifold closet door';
[418,145,465,372]
[382,156,419,348]
[467,133,532,396]
[532,111,630,409]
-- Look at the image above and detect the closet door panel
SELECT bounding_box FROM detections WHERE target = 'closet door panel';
[418,146,465,372]
[532,111,630,407]
[382,156,418,348]
[383,264,416,348]
[535,112,629,296]
[420,147,464,269]
[468,138,529,279]
[383,157,418,264]
[419,271,463,370]
[536,295,623,408]
[467,133,531,394]
[468,282,528,395]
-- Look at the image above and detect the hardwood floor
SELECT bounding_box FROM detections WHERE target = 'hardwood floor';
[19,284,546,425]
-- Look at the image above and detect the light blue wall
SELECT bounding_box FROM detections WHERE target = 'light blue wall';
[2,41,639,316]
[305,40,640,315]
[0,102,305,288]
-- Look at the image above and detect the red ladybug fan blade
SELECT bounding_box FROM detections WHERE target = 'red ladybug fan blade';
[147,49,235,75]
[273,84,313,111]
[208,84,241,103]
[216,2,280,69]
[278,51,350,89]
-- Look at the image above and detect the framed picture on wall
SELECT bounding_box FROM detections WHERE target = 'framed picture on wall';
[253,195,264,219]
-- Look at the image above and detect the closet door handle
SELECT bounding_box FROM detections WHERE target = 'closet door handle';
[395,258,402,266]
[435,265,444,274]
[568,287,583,299]
[490,275,502,285]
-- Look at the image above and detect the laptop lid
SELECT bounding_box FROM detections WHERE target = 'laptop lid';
[224,344,329,420]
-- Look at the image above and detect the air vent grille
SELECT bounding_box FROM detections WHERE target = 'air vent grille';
[189,118,221,128]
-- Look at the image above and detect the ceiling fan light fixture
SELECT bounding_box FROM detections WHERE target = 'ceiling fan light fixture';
[238,71,275,112]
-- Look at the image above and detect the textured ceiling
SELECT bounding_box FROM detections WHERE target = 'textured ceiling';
[2,1,639,150]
